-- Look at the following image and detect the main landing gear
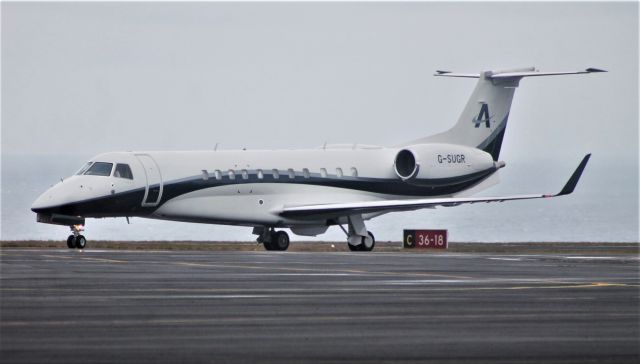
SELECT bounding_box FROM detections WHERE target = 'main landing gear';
[66,225,87,249]
[340,215,375,252]
[347,231,375,252]
[254,227,290,251]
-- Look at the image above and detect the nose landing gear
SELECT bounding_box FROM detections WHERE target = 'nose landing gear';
[66,225,86,249]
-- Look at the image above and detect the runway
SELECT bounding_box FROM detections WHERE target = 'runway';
[1,248,638,363]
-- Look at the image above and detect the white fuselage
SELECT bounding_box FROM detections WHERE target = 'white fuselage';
[32,143,499,234]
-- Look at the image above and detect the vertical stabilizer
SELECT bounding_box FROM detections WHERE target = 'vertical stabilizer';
[404,67,605,161]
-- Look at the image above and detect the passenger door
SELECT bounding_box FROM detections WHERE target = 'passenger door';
[135,154,163,207]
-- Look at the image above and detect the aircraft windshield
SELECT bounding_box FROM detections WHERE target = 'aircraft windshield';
[114,164,133,179]
[76,162,93,175]
[84,162,113,176]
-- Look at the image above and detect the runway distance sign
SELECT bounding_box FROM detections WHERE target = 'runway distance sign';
[403,229,448,249]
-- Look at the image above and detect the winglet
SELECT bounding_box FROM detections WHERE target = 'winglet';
[556,154,591,196]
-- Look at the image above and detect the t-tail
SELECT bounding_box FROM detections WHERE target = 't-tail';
[405,67,606,160]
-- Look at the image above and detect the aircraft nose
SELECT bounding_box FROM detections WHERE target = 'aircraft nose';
[31,182,74,214]
[32,176,100,216]
[31,187,57,213]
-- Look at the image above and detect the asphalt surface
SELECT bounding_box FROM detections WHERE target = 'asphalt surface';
[1,248,638,363]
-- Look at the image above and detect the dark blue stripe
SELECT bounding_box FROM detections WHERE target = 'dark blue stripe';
[33,168,497,218]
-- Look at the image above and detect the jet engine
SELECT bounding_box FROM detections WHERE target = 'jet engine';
[393,143,498,186]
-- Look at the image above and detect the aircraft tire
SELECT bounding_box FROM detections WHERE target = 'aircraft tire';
[348,243,362,252]
[75,235,87,249]
[361,231,375,252]
[66,235,76,249]
[273,231,290,251]
[263,241,274,251]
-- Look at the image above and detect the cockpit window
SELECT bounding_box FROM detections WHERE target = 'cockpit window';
[114,164,133,179]
[76,162,93,175]
[84,162,113,176]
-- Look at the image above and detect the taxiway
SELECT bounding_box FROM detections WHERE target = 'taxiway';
[1,248,638,363]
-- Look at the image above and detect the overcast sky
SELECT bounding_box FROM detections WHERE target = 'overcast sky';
[2,2,638,163]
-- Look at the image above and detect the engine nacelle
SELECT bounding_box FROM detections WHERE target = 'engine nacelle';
[394,143,496,185]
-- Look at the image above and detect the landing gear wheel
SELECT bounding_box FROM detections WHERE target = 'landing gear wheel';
[75,235,87,249]
[272,231,290,251]
[263,240,275,251]
[348,243,361,252]
[66,235,76,249]
[347,231,375,252]
[361,231,375,252]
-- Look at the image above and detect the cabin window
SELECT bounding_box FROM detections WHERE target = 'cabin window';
[350,167,358,177]
[84,162,113,177]
[302,168,310,179]
[320,168,327,178]
[214,170,222,180]
[201,170,209,181]
[76,162,93,175]
[272,169,280,179]
[114,164,134,179]
[336,167,343,178]
[288,169,295,179]
[241,169,249,180]
[257,169,264,179]
[228,170,236,180]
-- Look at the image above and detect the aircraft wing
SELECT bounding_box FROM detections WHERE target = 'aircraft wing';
[279,154,591,218]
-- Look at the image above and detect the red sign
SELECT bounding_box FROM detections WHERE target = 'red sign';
[403,229,448,249]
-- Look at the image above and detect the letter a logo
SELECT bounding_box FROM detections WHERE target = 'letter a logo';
[473,103,491,128]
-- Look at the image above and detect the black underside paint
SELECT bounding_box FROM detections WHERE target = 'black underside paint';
[32,167,497,218]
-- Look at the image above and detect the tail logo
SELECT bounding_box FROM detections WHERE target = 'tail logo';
[472,103,492,128]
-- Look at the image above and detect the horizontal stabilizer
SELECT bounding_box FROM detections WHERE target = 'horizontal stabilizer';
[434,68,606,79]
[490,68,606,79]
[434,70,480,78]
[279,154,591,219]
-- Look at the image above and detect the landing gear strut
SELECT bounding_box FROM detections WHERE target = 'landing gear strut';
[255,227,290,251]
[66,225,86,249]
[340,215,375,252]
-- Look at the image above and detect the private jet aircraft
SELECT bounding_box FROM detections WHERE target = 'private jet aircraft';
[32,67,603,251]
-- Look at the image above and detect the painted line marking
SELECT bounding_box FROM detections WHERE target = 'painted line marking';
[2,282,636,294]
[39,254,74,260]
[132,294,272,299]
[79,257,128,264]
[172,261,471,279]
[3,312,638,328]
[562,256,634,260]
[36,253,128,264]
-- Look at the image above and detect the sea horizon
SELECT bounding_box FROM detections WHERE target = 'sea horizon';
[2,154,638,243]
